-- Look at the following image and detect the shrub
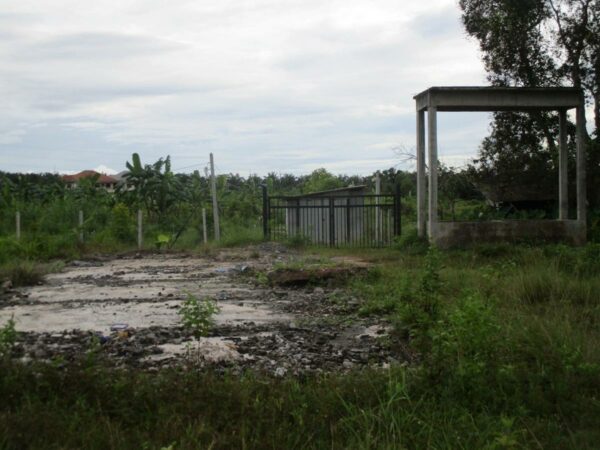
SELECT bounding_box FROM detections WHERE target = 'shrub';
[428,293,503,399]
[109,203,135,243]
[178,292,219,340]
[0,261,45,287]
[0,237,23,264]
[0,317,16,357]
[392,228,428,254]
[396,246,442,352]
[220,223,263,247]
[575,243,600,277]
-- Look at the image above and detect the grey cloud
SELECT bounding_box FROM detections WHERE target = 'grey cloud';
[17,32,186,61]
[0,1,488,175]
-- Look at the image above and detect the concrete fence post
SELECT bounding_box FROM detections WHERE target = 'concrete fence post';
[137,209,143,250]
[78,210,84,243]
[202,208,208,244]
[16,211,20,241]
[375,172,381,243]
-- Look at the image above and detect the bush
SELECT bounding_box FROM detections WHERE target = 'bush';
[0,261,45,287]
[109,203,135,243]
[392,228,429,254]
[0,237,23,265]
[220,223,263,247]
[0,317,16,357]
[178,292,219,339]
[575,243,600,277]
[427,293,504,400]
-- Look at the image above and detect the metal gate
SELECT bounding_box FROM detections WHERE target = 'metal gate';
[262,186,401,247]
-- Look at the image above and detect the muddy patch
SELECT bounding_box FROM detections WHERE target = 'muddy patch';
[1,247,411,374]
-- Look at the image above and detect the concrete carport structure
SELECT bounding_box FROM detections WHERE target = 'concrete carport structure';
[414,86,587,247]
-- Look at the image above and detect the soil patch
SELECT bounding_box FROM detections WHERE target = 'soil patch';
[0,246,411,374]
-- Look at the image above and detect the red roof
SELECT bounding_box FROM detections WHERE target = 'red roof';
[62,170,117,184]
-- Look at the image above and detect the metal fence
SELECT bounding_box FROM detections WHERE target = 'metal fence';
[262,186,401,247]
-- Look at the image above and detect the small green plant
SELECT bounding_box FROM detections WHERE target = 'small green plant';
[84,333,102,368]
[255,271,269,286]
[155,233,171,250]
[0,317,17,357]
[178,292,219,339]
[396,245,443,353]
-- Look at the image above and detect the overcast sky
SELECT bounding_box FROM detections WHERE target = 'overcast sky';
[0,0,492,176]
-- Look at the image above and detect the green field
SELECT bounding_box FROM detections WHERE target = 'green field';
[1,241,599,449]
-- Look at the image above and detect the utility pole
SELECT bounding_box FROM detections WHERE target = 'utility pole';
[209,153,220,241]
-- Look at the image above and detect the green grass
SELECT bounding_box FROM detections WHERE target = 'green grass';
[0,260,64,287]
[1,242,600,448]
[1,360,598,450]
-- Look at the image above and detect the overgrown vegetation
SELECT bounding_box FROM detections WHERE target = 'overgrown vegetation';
[1,243,599,448]
[0,317,16,358]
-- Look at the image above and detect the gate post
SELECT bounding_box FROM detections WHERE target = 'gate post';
[394,183,401,237]
[261,184,270,240]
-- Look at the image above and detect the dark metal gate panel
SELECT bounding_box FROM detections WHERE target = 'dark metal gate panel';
[262,186,401,247]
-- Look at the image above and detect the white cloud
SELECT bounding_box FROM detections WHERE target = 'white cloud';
[0,0,488,175]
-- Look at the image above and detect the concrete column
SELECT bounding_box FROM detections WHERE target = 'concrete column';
[427,106,438,238]
[558,109,568,220]
[416,109,426,237]
[576,104,586,224]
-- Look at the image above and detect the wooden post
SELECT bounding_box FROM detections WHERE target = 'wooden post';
[210,153,220,241]
[15,211,20,241]
[78,210,84,243]
[202,208,208,244]
[137,209,143,250]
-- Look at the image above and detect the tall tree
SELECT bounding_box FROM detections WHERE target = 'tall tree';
[459,0,599,206]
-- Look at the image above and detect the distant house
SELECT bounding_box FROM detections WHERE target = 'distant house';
[112,170,131,190]
[62,170,118,192]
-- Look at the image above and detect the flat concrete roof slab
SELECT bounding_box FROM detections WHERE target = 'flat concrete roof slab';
[414,86,583,112]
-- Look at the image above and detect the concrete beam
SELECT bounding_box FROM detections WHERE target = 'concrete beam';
[414,86,582,112]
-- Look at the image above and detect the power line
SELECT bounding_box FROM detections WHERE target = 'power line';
[173,162,208,171]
